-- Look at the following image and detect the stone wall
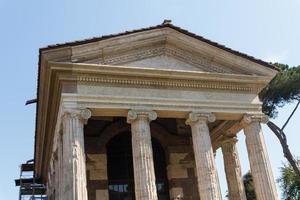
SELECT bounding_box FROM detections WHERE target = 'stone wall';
[84,118,200,200]
[86,153,109,200]
[167,148,199,200]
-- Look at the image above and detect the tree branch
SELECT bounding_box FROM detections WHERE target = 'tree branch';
[281,100,300,131]
[267,121,300,181]
[267,100,300,181]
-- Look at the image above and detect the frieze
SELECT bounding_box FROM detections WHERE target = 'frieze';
[77,75,254,92]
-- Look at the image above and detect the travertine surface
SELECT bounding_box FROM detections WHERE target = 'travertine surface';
[61,109,91,200]
[243,115,278,200]
[213,153,223,199]
[96,190,109,200]
[221,137,246,200]
[86,154,107,180]
[127,110,158,200]
[126,55,205,71]
[186,112,221,200]
[167,164,188,179]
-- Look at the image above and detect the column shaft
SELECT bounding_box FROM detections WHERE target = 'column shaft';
[213,152,223,199]
[54,152,59,200]
[127,110,158,200]
[58,132,63,199]
[243,115,278,200]
[221,137,246,200]
[62,109,91,200]
[186,112,221,200]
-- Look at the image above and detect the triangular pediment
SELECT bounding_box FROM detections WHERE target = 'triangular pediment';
[42,23,278,77]
[75,43,257,74]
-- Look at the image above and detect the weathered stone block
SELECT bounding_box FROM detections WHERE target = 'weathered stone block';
[86,154,107,180]
[167,164,188,179]
[96,189,109,200]
[169,153,188,164]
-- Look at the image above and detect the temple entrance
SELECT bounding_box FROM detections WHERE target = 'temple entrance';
[107,132,170,200]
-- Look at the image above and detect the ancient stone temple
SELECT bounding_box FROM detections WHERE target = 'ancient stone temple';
[35,21,279,200]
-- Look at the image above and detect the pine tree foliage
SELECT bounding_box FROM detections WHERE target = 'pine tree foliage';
[278,161,300,200]
[259,63,300,118]
[243,172,256,200]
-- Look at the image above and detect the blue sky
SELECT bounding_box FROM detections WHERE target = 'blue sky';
[0,0,299,199]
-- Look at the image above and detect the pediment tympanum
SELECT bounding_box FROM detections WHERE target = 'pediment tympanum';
[125,55,205,71]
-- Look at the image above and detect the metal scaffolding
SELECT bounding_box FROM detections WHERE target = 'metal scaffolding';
[15,159,47,200]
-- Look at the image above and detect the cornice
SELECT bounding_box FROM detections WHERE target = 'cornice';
[49,62,271,93]
[54,62,271,81]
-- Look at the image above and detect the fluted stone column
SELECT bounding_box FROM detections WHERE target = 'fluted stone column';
[221,137,246,200]
[127,110,158,200]
[186,112,221,200]
[53,151,60,200]
[62,108,91,200]
[243,114,278,200]
[57,131,63,200]
[213,151,223,199]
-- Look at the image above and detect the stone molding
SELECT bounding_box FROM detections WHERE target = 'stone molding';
[127,110,157,124]
[77,75,255,92]
[63,108,92,124]
[97,46,232,74]
[101,47,165,65]
[186,112,216,125]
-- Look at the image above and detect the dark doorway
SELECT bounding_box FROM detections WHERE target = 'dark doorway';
[107,132,170,200]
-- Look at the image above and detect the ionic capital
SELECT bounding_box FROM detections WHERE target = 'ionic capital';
[241,114,268,126]
[221,137,238,147]
[185,112,216,125]
[127,110,157,124]
[63,108,92,124]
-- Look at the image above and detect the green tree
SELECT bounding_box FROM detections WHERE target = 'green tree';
[259,63,300,180]
[260,63,300,118]
[278,161,300,200]
[243,171,256,200]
